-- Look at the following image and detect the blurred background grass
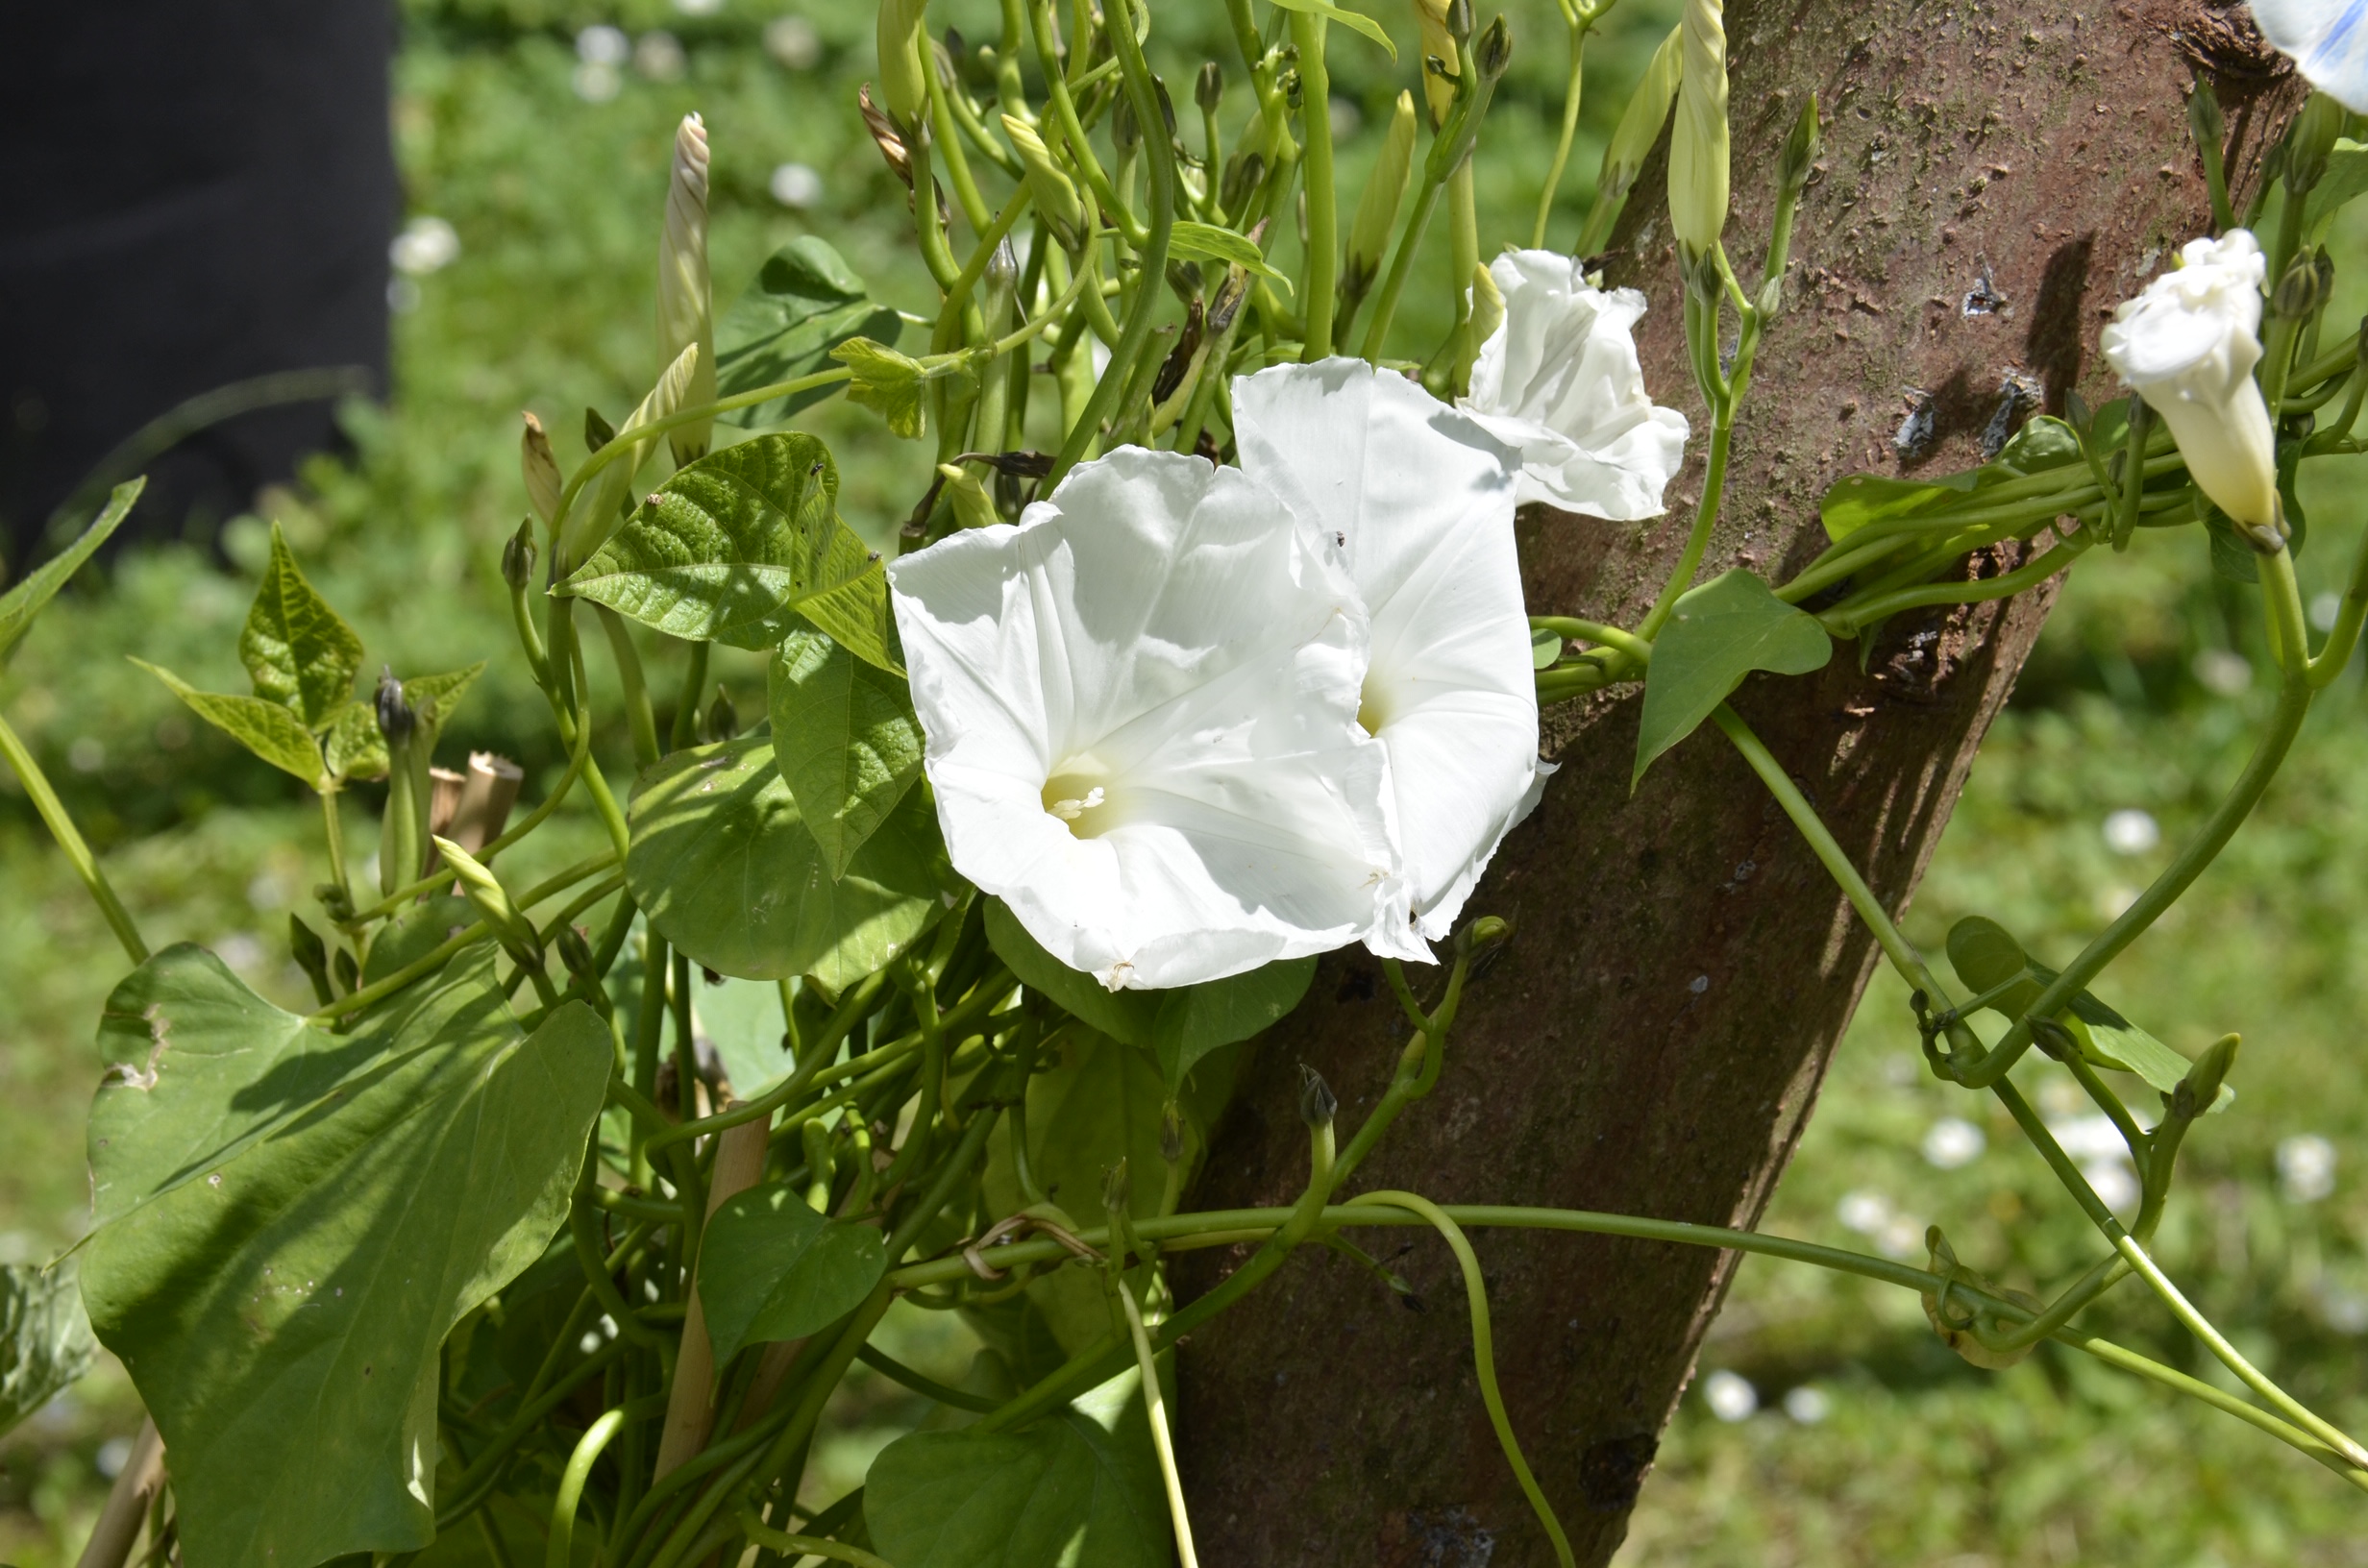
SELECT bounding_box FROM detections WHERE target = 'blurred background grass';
[7,0,2368,1561]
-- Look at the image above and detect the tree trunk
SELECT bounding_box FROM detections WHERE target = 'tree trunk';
[1176,3,2294,1561]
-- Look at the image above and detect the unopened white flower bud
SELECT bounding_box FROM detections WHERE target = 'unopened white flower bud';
[520,412,562,528]
[2101,230,2280,537]
[877,0,931,127]
[658,113,717,467]
[1669,0,1729,258]
[1344,91,1417,296]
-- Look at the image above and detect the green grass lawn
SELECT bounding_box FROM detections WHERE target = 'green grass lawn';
[6,1,2368,1560]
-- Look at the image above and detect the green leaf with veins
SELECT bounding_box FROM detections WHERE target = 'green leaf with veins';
[81,946,610,1567]
[831,336,932,440]
[240,523,363,727]
[715,237,904,429]
[561,434,896,670]
[1633,570,1831,787]
[402,662,485,737]
[981,899,1313,1090]
[1,1262,96,1441]
[770,629,925,880]
[0,478,142,674]
[1945,916,2231,1110]
[323,700,388,783]
[625,736,953,990]
[866,1366,1169,1568]
[133,659,326,788]
[697,1183,887,1368]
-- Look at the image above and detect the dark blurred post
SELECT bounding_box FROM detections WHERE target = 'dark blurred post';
[0,1,395,564]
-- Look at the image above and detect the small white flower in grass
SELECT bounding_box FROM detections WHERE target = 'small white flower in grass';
[1921,1115,1986,1169]
[1235,358,1542,955]
[1702,1369,1757,1422]
[2280,1133,2338,1203]
[1458,252,1690,519]
[2102,231,2280,539]
[891,448,1397,991]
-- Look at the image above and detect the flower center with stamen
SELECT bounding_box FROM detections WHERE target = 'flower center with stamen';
[1041,759,1116,837]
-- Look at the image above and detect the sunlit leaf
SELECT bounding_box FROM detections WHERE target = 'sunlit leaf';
[0,1262,96,1440]
[1266,0,1398,60]
[133,659,326,788]
[240,523,363,728]
[82,946,610,1566]
[716,238,904,429]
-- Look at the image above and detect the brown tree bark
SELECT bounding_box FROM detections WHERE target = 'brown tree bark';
[1176,3,2294,1562]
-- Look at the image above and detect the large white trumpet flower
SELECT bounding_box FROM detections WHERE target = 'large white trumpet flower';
[1459,250,1691,519]
[1236,358,1542,953]
[889,449,1398,990]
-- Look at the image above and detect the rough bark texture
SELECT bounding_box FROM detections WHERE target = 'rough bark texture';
[1176,3,2294,1563]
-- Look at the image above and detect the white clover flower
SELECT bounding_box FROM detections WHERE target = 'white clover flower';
[1235,358,1542,954]
[2101,230,2280,535]
[890,449,1398,991]
[1457,251,1691,518]
[2248,1,2368,114]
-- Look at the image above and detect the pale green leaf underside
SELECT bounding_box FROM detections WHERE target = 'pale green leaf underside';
[81,946,610,1567]
[625,736,953,990]
[0,478,142,673]
[133,658,325,787]
[1169,221,1293,288]
[1634,570,1831,787]
[831,336,928,440]
[769,630,925,879]
[0,1262,96,1440]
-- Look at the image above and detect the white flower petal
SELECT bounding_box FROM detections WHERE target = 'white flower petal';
[2101,230,2279,530]
[890,447,1397,989]
[2249,0,2368,114]
[1235,358,1540,949]
[1460,250,1690,518]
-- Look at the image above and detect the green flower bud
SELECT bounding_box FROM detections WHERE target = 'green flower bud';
[1474,14,1513,81]
[1220,149,1267,217]
[1101,1158,1132,1217]
[2173,1033,2240,1120]
[2187,79,2225,162]
[939,463,999,530]
[2275,250,2324,319]
[876,0,931,127]
[1598,27,1681,212]
[375,667,416,747]
[556,924,597,980]
[1344,90,1418,296]
[706,683,739,742]
[1298,1063,1338,1129]
[1415,0,1455,125]
[2285,91,2344,197]
[501,518,537,592]
[288,915,333,1004]
[1160,1102,1185,1166]
[1778,92,1820,199]
[1003,113,1086,249]
[583,405,616,453]
[519,411,561,528]
[1112,95,1141,155]
[1468,260,1505,351]
[658,113,717,467]
[333,947,359,996]
[435,835,542,965]
[1670,0,1730,257]
[1196,61,1223,113]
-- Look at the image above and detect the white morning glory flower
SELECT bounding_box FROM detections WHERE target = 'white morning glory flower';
[890,448,1398,991]
[2100,230,2279,535]
[1458,250,1691,519]
[2248,0,2368,113]
[1236,358,1542,954]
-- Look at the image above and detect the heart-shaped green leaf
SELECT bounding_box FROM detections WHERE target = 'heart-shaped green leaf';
[625,736,953,990]
[716,238,904,429]
[1634,570,1831,787]
[770,630,925,879]
[697,1184,887,1369]
[240,523,363,728]
[133,659,325,788]
[82,946,610,1566]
